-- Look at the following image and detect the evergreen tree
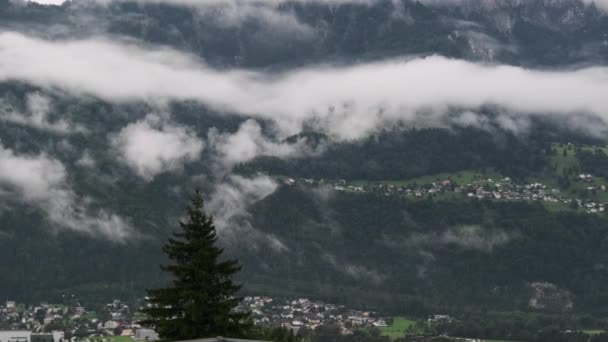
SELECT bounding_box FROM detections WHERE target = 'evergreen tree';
[141,190,251,340]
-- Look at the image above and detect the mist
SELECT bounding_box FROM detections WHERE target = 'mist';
[2,32,608,141]
[0,144,134,240]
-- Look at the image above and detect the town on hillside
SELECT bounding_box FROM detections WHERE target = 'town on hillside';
[0,298,460,342]
[0,299,158,342]
[237,296,391,334]
[281,172,608,215]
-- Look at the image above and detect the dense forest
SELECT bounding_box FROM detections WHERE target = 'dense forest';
[237,126,550,180]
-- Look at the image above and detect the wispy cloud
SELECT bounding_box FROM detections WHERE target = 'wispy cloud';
[207,119,314,169]
[205,174,285,251]
[0,92,87,134]
[0,143,134,240]
[410,225,512,253]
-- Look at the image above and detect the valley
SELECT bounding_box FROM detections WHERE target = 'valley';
[1,0,608,341]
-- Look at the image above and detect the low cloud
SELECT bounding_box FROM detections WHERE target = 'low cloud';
[206,174,285,250]
[411,225,512,252]
[441,225,511,252]
[323,253,386,284]
[0,93,86,134]
[0,145,65,201]
[207,119,313,169]
[207,174,278,234]
[2,32,608,141]
[111,114,204,181]
[0,144,133,240]
[76,149,96,168]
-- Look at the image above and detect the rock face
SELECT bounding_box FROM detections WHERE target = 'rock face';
[433,0,597,32]
[1,0,606,68]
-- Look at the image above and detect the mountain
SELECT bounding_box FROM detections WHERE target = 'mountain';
[1,0,608,318]
[2,0,607,67]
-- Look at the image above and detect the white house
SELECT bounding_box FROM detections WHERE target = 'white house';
[134,329,159,341]
[0,331,32,342]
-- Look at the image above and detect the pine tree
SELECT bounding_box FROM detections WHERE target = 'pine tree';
[141,190,252,340]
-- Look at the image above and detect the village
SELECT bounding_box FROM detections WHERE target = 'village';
[236,296,394,335]
[0,299,158,342]
[1,297,445,342]
[282,173,608,215]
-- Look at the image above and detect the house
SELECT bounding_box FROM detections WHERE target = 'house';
[134,329,159,341]
[103,321,119,330]
[428,315,453,323]
[121,330,133,337]
[373,320,388,327]
[0,331,32,342]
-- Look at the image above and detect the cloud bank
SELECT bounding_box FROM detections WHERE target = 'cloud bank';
[2,32,608,140]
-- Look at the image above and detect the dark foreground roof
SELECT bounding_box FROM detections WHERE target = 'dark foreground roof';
[177,337,269,342]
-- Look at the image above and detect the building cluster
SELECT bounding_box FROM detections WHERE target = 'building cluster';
[237,297,388,335]
[2,296,393,340]
[0,300,157,342]
[2,297,466,340]
[283,175,608,214]
[2,296,391,340]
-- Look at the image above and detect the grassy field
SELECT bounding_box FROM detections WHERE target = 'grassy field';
[581,145,608,154]
[582,329,606,335]
[377,317,417,339]
[277,142,608,208]
[352,170,504,188]
[541,201,576,213]
[543,143,608,203]
[83,311,97,320]
[550,144,580,174]
[376,317,521,341]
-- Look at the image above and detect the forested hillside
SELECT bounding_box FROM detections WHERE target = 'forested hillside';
[1,0,608,320]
